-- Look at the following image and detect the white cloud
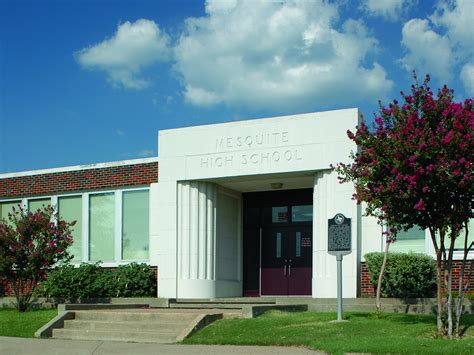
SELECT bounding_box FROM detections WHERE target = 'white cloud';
[205,0,237,14]
[460,62,474,95]
[360,0,412,21]
[116,129,125,136]
[431,0,474,57]
[173,0,393,110]
[137,149,155,158]
[400,19,454,81]
[76,19,170,89]
[400,1,473,90]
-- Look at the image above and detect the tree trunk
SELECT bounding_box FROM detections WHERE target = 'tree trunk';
[436,251,444,335]
[376,239,390,314]
[11,274,34,312]
[430,227,445,336]
[446,235,456,338]
[455,223,472,337]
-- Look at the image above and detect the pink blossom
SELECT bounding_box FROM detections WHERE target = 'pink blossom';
[442,130,454,144]
[414,199,426,211]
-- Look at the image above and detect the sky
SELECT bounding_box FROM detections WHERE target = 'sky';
[0,0,473,173]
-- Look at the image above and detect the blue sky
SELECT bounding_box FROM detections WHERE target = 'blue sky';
[0,0,472,173]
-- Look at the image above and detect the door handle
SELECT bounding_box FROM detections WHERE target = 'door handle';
[284,265,287,276]
[288,264,291,276]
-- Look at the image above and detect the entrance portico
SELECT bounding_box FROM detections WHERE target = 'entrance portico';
[149,109,361,299]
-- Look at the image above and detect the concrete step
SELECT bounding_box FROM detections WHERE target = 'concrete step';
[53,328,177,344]
[169,303,275,309]
[74,311,198,322]
[63,319,190,332]
[174,298,276,304]
[58,303,149,312]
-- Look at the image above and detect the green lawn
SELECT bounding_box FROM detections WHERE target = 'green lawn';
[0,309,57,338]
[184,311,474,354]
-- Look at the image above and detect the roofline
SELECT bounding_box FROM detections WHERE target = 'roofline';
[0,157,159,179]
[159,108,359,136]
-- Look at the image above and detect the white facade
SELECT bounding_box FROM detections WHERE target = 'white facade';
[150,108,377,299]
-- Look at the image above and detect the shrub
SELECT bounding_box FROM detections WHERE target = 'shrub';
[0,205,75,311]
[365,252,436,298]
[37,262,156,299]
[103,263,157,298]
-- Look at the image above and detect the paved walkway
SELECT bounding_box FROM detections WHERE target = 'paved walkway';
[0,337,321,355]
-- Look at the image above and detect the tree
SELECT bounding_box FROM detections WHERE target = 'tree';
[335,74,473,337]
[0,205,75,311]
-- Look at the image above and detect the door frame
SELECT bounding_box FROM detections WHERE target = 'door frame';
[242,188,313,297]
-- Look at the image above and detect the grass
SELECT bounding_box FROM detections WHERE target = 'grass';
[184,311,474,354]
[0,308,57,338]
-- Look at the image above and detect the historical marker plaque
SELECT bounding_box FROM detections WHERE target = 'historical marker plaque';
[328,213,351,254]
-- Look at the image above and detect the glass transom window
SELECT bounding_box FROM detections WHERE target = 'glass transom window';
[292,205,312,222]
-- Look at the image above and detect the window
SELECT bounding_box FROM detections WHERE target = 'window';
[0,200,21,225]
[437,218,474,250]
[391,226,425,253]
[122,190,149,260]
[58,196,82,262]
[271,206,288,223]
[89,193,115,262]
[276,232,282,258]
[0,187,150,264]
[296,232,302,257]
[453,219,474,250]
[292,205,312,222]
[28,198,51,212]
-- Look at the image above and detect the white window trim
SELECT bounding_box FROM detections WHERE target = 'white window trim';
[115,190,122,262]
[82,192,89,263]
[0,186,150,267]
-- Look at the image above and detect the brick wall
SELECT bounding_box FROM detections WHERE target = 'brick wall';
[0,161,158,198]
[361,262,376,297]
[360,260,474,297]
[0,160,159,297]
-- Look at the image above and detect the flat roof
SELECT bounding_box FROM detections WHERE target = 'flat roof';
[0,157,159,179]
[158,108,359,136]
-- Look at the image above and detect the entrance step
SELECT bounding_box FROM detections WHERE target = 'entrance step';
[169,298,277,311]
[174,297,277,304]
[53,328,178,344]
[52,310,222,344]
[169,302,276,310]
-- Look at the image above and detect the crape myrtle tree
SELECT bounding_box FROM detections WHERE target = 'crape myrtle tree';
[0,205,75,311]
[335,74,473,337]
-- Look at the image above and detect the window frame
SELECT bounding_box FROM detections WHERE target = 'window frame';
[0,186,150,267]
[384,223,474,260]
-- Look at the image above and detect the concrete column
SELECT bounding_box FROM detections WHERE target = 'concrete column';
[312,170,358,298]
[177,181,219,298]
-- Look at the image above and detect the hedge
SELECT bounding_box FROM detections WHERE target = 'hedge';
[36,262,157,299]
[365,252,437,298]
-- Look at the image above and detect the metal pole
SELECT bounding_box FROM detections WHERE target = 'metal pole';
[337,254,343,321]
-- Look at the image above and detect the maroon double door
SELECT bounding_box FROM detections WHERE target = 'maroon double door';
[243,189,313,297]
[260,226,312,295]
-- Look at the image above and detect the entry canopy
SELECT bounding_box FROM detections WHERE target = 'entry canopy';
[328,213,352,256]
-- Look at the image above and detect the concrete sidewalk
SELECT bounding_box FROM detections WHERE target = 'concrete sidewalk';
[0,336,321,355]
